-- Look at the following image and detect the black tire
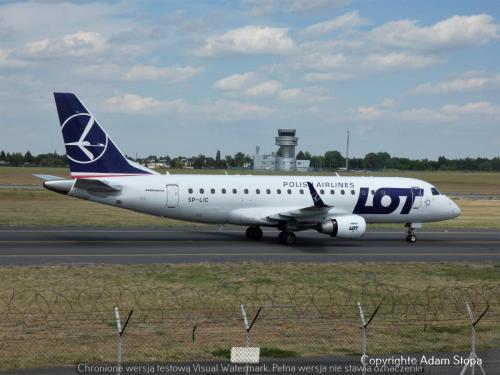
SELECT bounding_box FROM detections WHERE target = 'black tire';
[406,234,417,243]
[279,231,296,245]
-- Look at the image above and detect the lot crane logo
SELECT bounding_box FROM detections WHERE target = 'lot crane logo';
[61,113,108,164]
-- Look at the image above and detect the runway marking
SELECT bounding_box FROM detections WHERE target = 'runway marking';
[0,240,499,244]
[0,252,499,258]
[0,229,498,235]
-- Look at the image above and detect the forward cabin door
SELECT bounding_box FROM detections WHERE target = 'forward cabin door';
[411,187,422,209]
[166,184,179,208]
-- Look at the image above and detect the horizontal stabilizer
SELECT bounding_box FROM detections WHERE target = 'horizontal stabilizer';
[32,174,64,181]
[73,178,121,193]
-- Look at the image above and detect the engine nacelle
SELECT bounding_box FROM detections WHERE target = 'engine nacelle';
[316,215,366,239]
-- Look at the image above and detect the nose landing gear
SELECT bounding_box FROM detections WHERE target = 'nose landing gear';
[405,223,421,243]
[406,230,417,243]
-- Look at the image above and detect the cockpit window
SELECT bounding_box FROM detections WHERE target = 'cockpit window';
[431,187,440,196]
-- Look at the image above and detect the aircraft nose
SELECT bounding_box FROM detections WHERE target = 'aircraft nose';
[448,197,461,218]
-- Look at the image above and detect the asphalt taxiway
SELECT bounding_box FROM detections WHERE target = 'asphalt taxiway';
[0,227,499,265]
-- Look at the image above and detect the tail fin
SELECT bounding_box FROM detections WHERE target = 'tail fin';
[54,92,156,178]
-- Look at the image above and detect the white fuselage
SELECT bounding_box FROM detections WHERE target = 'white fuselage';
[65,174,460,227]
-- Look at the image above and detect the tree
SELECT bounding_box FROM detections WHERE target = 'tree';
[296,150,305,160]
[8,152,24,166]
[24,151,33,164]
[0,150,5,160]
[193,154,206,169]
[215,150,221,162]
[324,150,345,169]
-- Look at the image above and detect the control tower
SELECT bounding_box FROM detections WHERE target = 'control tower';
[275,129,298,171]
[253,129,310,171]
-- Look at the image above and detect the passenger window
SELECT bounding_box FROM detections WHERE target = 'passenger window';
[188,188,193,194]
[431,187,440,196]
[222,188,226,194]
[256,189,260,194]
[266,189,271,194]
[199,188,204,194]
[380,190,386,196]
[299,189,304,194]
[210,188,215,194]
[370,190,375,195]
[232,188,237,194]
[277,189,281,194]
[330,190,335,195]
[351,189,355,195]
[244,189,249,194]
[320,189,324,195]
[341,190,345,195]
[287,189,292,194]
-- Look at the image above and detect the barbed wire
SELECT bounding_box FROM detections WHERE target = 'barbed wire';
[0,283,498,325]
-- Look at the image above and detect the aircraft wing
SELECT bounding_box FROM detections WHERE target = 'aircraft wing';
[73,178,121,193]
[266,205,331,221]
[267,182,333,222]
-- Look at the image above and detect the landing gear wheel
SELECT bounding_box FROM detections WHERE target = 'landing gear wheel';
[278,231,296,245]
[404,223,418,243]
[406,234,417,243]
[246,226,263,240]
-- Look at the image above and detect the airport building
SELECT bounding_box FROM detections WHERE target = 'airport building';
[253,129,310,172]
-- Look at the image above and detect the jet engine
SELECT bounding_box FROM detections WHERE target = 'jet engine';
[316,215,366,238]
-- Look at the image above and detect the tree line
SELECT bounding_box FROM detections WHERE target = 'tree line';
[1,149,500,171]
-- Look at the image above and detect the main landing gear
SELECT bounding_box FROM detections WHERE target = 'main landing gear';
[278,231,296,245]
[246,226,263,240]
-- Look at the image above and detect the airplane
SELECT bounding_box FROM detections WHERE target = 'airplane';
[35,93,461,245]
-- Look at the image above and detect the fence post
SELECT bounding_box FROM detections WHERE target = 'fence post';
[357,302,367,375]
[114,306,122,375]
[357,302,381,375]
[240,304,250,347]
[459,302,488,375]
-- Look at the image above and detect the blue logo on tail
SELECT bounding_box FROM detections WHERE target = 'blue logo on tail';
[54,92,154,176]
[62,113,108,164]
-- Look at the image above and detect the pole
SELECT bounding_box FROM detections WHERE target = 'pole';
[345,130,350,171]
[357,302,367,375]
[240,304,250,346]
[240,304,250,375]
[459,302,487,375]
[114,306,122,375]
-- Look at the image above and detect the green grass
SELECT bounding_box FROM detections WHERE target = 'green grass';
[1,263,499,370]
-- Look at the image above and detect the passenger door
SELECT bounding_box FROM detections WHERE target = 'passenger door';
[166,184,179,208]
[411,187,423,209]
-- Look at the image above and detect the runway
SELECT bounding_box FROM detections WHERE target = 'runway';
[0,227,499,265]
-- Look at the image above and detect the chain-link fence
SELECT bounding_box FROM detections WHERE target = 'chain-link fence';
[1,283,499,374]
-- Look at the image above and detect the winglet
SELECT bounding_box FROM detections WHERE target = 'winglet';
[307,182,328,208]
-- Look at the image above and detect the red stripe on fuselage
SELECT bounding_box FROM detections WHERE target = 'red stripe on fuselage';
[71,173,150,179]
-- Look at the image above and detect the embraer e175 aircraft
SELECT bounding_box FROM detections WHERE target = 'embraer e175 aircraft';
[36,93,461,245]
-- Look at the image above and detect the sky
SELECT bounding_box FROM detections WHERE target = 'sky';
[0,0,499,160]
